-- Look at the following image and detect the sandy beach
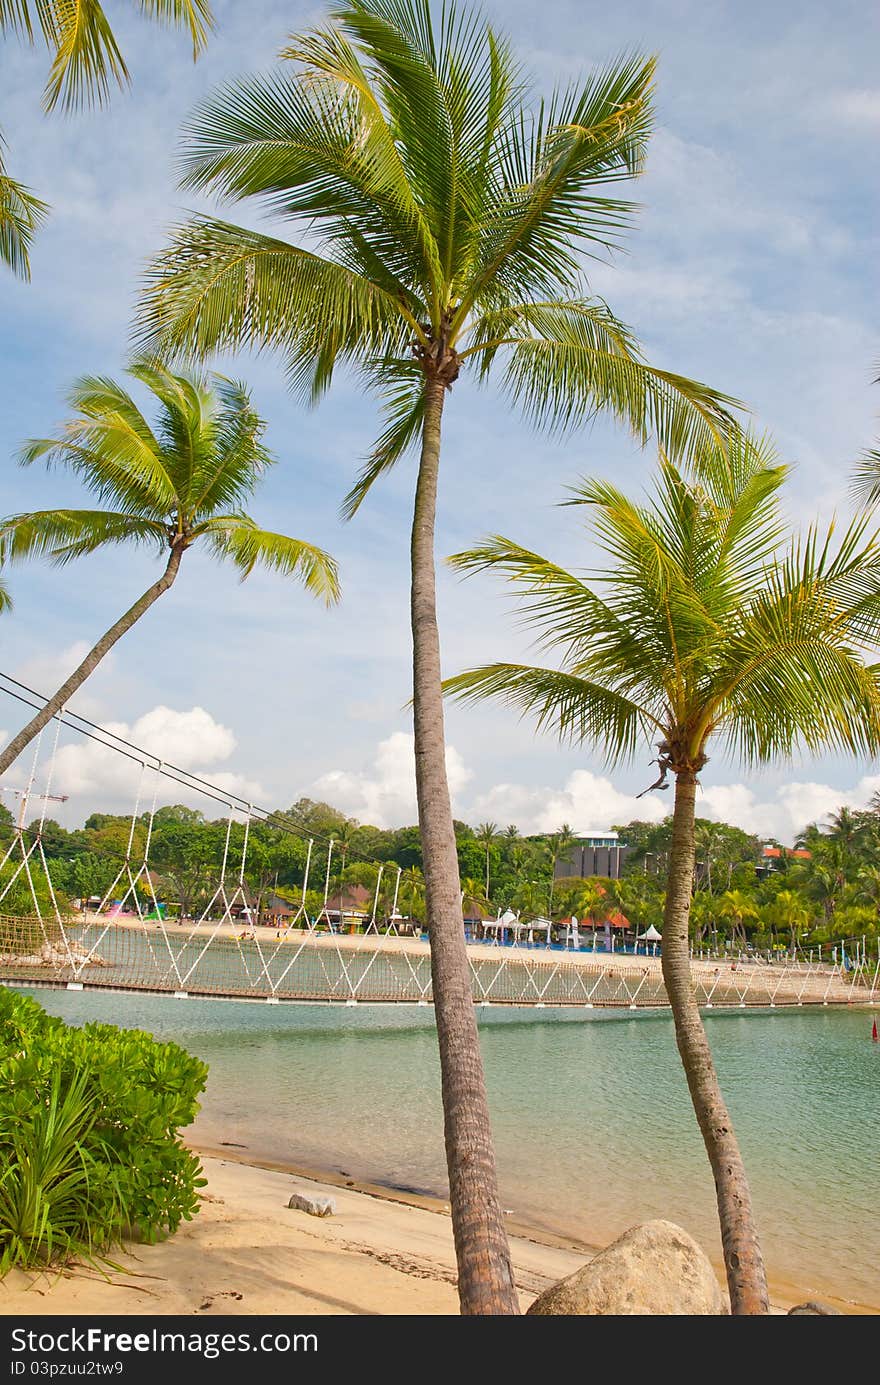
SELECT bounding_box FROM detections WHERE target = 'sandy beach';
[0,1149,864,1317]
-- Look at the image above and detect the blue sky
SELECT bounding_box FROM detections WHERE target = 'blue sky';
[1,0,878,841]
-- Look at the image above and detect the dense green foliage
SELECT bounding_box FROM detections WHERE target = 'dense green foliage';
[9,793,878,952]
[0,988,207,1273]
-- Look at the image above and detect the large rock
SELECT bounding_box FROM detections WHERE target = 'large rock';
[287,1190,336,1217]
[526,1220,724,1316]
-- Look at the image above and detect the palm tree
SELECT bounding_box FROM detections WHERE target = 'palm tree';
[0,1,213,270]
[546,823,576,917]
[695,819,726,893]
[0,137,49,279]
[768,890,811,954]
[715,889,759,952]
[398,865,426,922]
[474,821,498,899]
[444,432,880,1313]
[136,0,740,1314]
[460,876,489,919]
[334,820,359,869]
[0,361,339,776]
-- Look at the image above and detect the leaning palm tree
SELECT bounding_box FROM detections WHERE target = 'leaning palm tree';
[0,360,339,776]
[0,1,213,269]
[444,431,880,1313]
[136,0,741,1314]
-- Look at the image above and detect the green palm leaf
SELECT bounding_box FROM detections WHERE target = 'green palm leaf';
[0,141,49,280]
[199,516,340,604]
[0,0,213,112]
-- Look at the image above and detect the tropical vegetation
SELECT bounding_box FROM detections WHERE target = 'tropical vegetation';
[0,987,206,1273]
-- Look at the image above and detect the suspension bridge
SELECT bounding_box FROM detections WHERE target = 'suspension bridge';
[0,673,876,1011]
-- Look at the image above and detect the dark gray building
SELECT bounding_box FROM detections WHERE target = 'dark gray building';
[554,831,630,881]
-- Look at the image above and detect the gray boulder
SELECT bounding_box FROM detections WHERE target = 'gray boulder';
[287,1190,336,1217]
[526,1219,724,1316]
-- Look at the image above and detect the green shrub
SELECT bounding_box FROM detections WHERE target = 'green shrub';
[0,988,208,1273]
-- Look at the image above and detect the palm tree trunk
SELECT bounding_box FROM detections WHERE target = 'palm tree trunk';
[411,372,518,1315]
[0,544,183,776]
[662,769,769,1315]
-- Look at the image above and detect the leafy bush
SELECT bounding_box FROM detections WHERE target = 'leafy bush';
[0,988,208,1273]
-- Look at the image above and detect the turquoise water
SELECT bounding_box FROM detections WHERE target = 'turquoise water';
[24,989,880,1309]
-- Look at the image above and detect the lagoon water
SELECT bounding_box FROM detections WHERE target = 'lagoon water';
[28,989,880,1309]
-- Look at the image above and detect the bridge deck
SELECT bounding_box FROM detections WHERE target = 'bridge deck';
[1,917,871,1009]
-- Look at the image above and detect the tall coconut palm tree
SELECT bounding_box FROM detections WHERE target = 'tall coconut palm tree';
[0,361,339,776]
[136,0,741,1314]
[444,431,880,1313]
[0,1,213,271]
[474,821,498,898]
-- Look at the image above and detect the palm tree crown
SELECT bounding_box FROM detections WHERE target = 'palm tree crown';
[446,432,880,777]
[138,0,739,483]
[2,360,339,600]
[0,361,339,780]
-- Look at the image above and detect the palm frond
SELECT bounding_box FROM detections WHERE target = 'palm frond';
[42,1,130,112]
[850,447,880,508]
[455,54,656,320]
[0,574,11,612]
[480,299,742,459]
[341,362,424,518]
[138,217,410,402]
[138,0,212,57]
[443,661,653,764]
[0,509,167,565]
[199,516,340,604]
[20,374,178,516]
[0,143,49,279]
[2,0,214,111]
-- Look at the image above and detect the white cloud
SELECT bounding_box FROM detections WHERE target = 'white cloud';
[3,705,264,820]
[467,770,668,834]
[313,731,473,829]
[314,736,880,846]
[697,775,880,843]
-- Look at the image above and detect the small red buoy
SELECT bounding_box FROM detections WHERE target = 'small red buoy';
[873,1019,878,1042]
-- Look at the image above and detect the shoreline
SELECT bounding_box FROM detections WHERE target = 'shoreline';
[1,1144,872,1317]
[188,1143,875,1317]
